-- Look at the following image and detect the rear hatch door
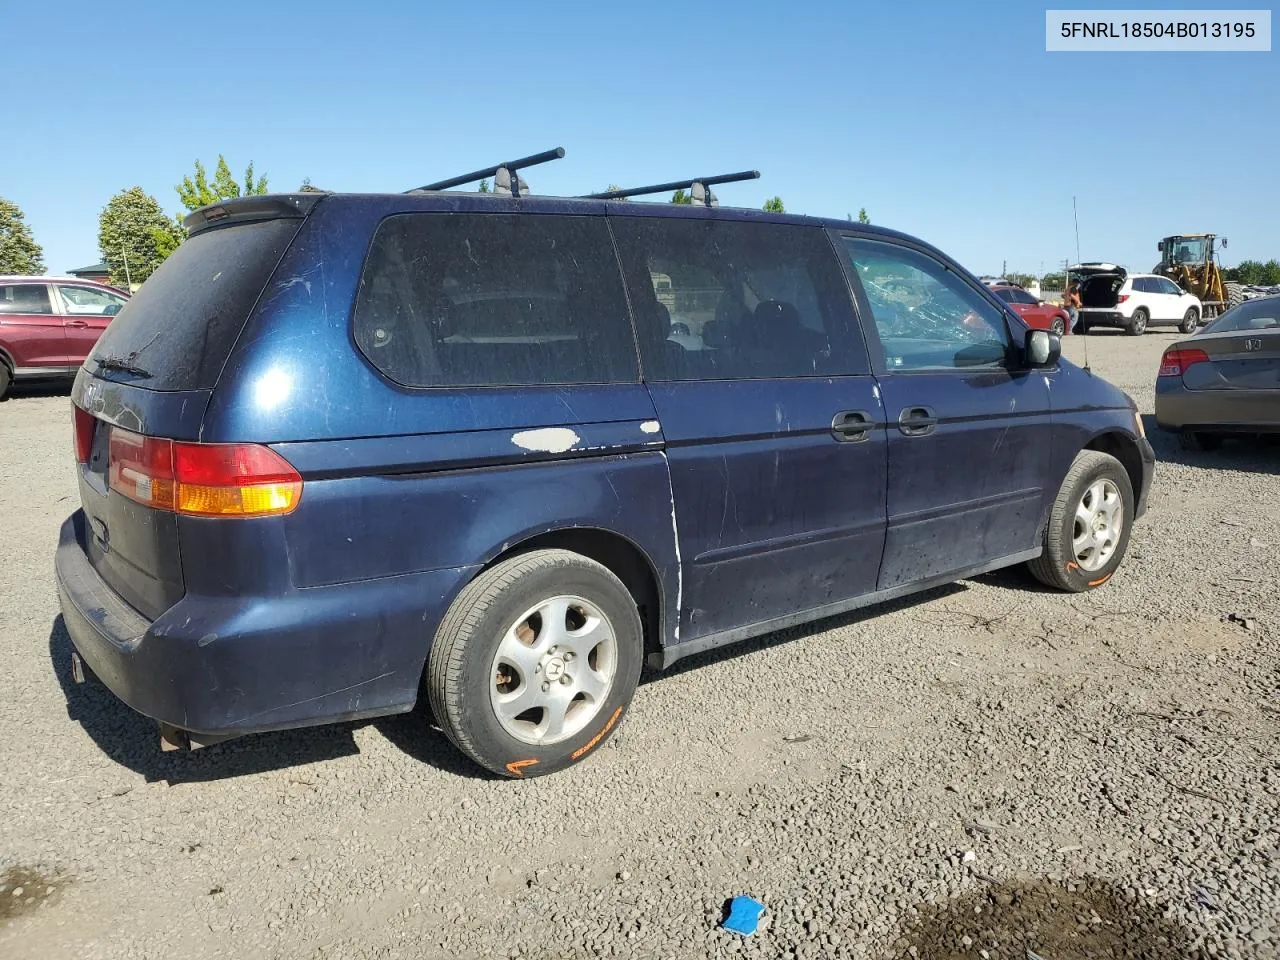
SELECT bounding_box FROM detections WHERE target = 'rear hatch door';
[72,202,311,619]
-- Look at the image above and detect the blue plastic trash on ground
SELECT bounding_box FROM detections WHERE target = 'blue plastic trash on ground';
[722,895,766,936]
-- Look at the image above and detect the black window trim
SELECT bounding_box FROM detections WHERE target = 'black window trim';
[828,229,1026,377]
[349,209,644,392]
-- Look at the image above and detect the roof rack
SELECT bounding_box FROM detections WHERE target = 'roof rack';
[407,147,565,197]
[581,170,760,206]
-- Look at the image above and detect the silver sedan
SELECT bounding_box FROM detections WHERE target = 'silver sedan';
[1155,294,1280,450]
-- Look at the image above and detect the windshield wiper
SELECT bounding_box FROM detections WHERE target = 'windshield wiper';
[95,356,152,378]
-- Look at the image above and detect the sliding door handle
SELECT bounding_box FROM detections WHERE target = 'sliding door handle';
[897,406,938,437]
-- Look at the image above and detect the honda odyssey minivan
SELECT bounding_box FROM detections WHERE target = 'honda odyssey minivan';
[56,162,1155,778]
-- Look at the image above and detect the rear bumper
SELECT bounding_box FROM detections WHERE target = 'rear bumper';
[1078,309,1124,327]
[1154,382,1280,432]
[55,510,477,738]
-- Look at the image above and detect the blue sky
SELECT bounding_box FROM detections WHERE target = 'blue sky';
[2,1,1275,277]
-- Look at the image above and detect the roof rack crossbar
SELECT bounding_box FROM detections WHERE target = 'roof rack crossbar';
[582,170,760,205]
[407,147,566,196]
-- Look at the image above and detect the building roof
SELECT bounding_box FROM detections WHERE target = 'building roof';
[67,263,110,276]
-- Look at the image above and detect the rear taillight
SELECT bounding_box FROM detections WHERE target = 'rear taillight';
[1117,294,1130,304]
[73,404,96,463]
[1159,347,1209,377]
[107,427,301,517]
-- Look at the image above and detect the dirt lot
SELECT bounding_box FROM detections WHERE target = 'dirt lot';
[1,331,1277,960]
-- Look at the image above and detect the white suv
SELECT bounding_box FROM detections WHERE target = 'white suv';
[1071,263,1203,335]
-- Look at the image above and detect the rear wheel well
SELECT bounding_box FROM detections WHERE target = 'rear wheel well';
[481,529,664,667]
[1084,431,1143,500]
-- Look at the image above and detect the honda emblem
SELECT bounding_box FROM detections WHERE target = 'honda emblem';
[1244,338,1263,352]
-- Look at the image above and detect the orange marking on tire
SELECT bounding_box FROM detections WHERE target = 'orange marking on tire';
[1066,561,1080,573]
[570,706,623,761]
[1087,572,1113,587]
[506,758,538,777]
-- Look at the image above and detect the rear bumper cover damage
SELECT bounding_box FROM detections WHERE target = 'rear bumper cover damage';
[55,510,476,739]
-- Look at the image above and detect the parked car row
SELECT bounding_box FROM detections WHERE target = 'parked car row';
[1070,263,1203,336]
[0,276,129,399]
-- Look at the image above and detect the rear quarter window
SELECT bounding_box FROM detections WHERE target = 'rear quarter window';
[352,213,638,388]
[88,219,300,390]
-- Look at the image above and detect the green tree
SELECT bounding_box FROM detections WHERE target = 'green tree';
[1007,272,1037,288]
[0,197,45,275]
[1041,272,1067,290]
[1228,259,1280,285]
[671,189,693,205]
[154,156,272,260]
[299,178,325,193]
[176,155,268,212]
[1264,260,1280,285]
[857,207,870,224]
[478,178,490,193]
[762,196,785,213]
[99,187,181,287]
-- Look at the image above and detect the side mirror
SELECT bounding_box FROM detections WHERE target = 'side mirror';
[1025,329,1060,368]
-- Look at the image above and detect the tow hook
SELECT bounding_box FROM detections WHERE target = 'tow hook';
[158,723,189,752]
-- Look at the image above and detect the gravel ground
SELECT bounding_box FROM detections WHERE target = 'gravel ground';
[1,331,1277,960]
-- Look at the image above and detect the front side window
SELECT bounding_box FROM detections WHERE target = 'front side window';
[57,285,127,315]
[0,284,52,315]
[842,238,1010,371]
[1157,277,1182,296]
[610,217,863,380]
[353,214,638,388]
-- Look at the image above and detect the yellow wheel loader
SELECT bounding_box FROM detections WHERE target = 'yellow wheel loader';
[1154,234,1244,319]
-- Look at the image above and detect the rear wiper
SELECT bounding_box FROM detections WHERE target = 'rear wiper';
[95,355,152,378]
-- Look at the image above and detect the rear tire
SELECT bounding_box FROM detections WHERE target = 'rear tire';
[1179,307,1200,334]
[427,549,643,778]
[1179,431,1223,452]
[1126,308,1148,336]
[1225,281,1244,309]
[0,363,10,401]
[1027,450,1134,593]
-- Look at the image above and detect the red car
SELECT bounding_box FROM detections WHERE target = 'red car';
[990,284,1072,335]
[0,276,130,399]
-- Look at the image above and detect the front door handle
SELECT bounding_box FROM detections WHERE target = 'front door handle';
[897,406,938,437]
[65,320,89,328]
[831,410,872,442]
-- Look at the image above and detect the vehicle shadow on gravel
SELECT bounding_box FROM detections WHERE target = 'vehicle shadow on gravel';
[1142,414,1280,476]
[892,876,1198,959]
[647,582,969,681]
[49,617,491,783]
[2,382,72,401]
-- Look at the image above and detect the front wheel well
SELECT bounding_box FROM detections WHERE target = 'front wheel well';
[479,529,664,667]
[1083,431,1144,501]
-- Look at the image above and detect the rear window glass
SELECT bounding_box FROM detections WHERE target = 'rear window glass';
[1204,298,1280,332]
[352,214,638,388]
[88,219,300,390]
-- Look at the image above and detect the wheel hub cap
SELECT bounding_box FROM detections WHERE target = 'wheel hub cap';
[489,595,618,746]
[1072,478,1124,573]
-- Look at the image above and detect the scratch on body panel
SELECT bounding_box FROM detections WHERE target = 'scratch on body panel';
[658,450,682,642]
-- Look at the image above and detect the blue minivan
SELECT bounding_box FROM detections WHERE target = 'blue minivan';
[55,175,1154,777]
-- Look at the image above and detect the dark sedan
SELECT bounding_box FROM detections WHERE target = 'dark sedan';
[1155,294,1280,450]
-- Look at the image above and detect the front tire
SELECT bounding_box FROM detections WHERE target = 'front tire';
[0,363,10,401]
[427,549,643,778]
[1028,451,1134,593]
[1126,308,1148,336]
[1051,317,1066,336]
[1179,308,1200,334]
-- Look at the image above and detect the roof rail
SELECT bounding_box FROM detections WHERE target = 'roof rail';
[581,170,760,206]
[407,147,566,197]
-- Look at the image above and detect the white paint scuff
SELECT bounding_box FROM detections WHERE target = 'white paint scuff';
[511,427,580,454]
[640,420,661,434]
[658,450,682,642]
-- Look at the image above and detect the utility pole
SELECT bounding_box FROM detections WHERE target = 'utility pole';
[1002,259,1007,278]
[1072,196,1081,263]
